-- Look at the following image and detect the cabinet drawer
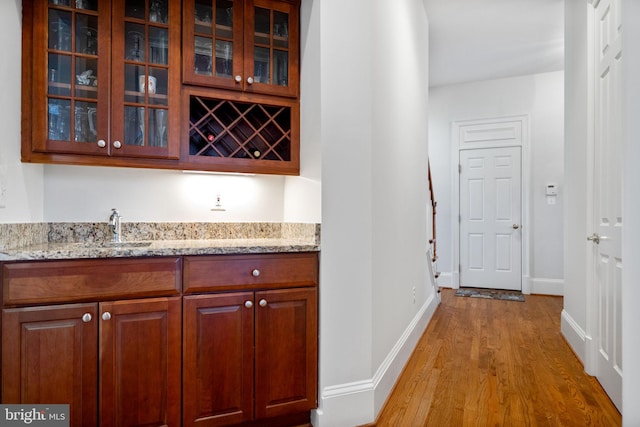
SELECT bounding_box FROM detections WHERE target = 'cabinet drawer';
[183,252,318,293]
[3,257,182,306]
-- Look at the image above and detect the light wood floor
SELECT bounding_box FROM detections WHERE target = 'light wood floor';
[372,289,621,426]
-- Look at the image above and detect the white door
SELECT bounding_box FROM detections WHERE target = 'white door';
[459,147,522,291]
[590,0,622,410]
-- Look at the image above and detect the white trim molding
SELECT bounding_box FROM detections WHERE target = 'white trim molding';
[561,309,591,368]
[312,294,440,427]
[529,277,564,296]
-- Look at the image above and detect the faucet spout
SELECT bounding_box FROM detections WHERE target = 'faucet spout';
[108,208,122,243]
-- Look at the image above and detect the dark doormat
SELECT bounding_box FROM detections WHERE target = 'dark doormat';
[454,287,525,302]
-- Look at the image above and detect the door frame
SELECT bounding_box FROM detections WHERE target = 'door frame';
[451,115,531,293]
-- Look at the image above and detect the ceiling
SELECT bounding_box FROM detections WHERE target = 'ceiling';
[423,0,565,87]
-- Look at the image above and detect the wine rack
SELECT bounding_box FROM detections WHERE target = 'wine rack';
[188,95,291,161]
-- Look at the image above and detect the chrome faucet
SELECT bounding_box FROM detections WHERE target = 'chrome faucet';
[108,208,122,243]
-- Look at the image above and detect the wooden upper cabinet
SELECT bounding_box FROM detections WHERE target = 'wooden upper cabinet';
[23,0,181,161]
[183,0,300,98]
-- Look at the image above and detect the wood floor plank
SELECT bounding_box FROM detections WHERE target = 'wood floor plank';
[373,289,621,426]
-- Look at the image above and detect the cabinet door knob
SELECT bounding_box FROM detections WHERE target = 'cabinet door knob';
[113,140,122,149]
[102,312,112,321]
[252,269,260,277]
[82,313,92,323]
[245,300,253,308]
[259,299,267,307]
[247,76,254,85]
[235,75,242,83]
[97,139,107,148]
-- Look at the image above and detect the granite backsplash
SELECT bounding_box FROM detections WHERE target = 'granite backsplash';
[0,222,320,250]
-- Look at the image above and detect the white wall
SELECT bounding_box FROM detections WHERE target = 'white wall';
[562,0,589,362]
[43,165,287,222]
[429,71,565,294]
[0,0,45,223]
[314,0,437,425]
[283,0,322,224]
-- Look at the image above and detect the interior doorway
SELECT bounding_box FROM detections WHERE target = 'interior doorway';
[452,116,529,292]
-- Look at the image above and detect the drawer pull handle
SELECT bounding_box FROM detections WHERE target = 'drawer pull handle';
[102,312,112,321]
[82,313,92,323]
[252,269,260,277]
[259,299,267,307]
[245,301,253,309]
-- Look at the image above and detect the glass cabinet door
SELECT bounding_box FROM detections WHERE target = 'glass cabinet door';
[182,0,299,98]
[244,0,299,98]
[183,0,244,89]
[40,0,110,155]
[111,0,180,158]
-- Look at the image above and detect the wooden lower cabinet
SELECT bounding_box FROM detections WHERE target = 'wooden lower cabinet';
[100,297,182,427]
[1,303,99,426]
[1,252,318,427]
[2,297,182,427]
[183,287,317,427]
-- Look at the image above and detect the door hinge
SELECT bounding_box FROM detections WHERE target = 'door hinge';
[459,264,462,273]
[458,164,462,173]
[458,214,461,223]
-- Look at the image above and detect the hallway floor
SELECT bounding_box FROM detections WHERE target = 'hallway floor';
[374,289,621,426]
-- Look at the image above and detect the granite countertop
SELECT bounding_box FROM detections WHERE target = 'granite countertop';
[0,222,320,261]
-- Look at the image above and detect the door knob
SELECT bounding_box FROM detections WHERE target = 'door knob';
[512,224,520,230]
[587,233,608,244]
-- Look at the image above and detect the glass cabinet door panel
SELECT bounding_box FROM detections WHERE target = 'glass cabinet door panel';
[75,14,98,54]
[74,101,98,142]
[194,36,213,75]
[124,106,146,146]
[148,67,168,106]
[150,108,168,147]
[273,49,287,86]
[125,24,146,62]
[125,0,146,19]
[48,99,71,141]
[48,53,72,96]
[149,0,168,23]
[254,47,270,84]
[74,0,98,11]
[74,57,98,98]
[149,27,169,65]
[215,40,233,78]
[48,9,72,52]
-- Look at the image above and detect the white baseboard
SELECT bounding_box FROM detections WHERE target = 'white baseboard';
[530,277,564,296]
[312,293,440,427]
[561,309,587,365]
[435,271,456,288]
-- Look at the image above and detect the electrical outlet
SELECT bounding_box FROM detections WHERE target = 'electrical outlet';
[412,286,416,304]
